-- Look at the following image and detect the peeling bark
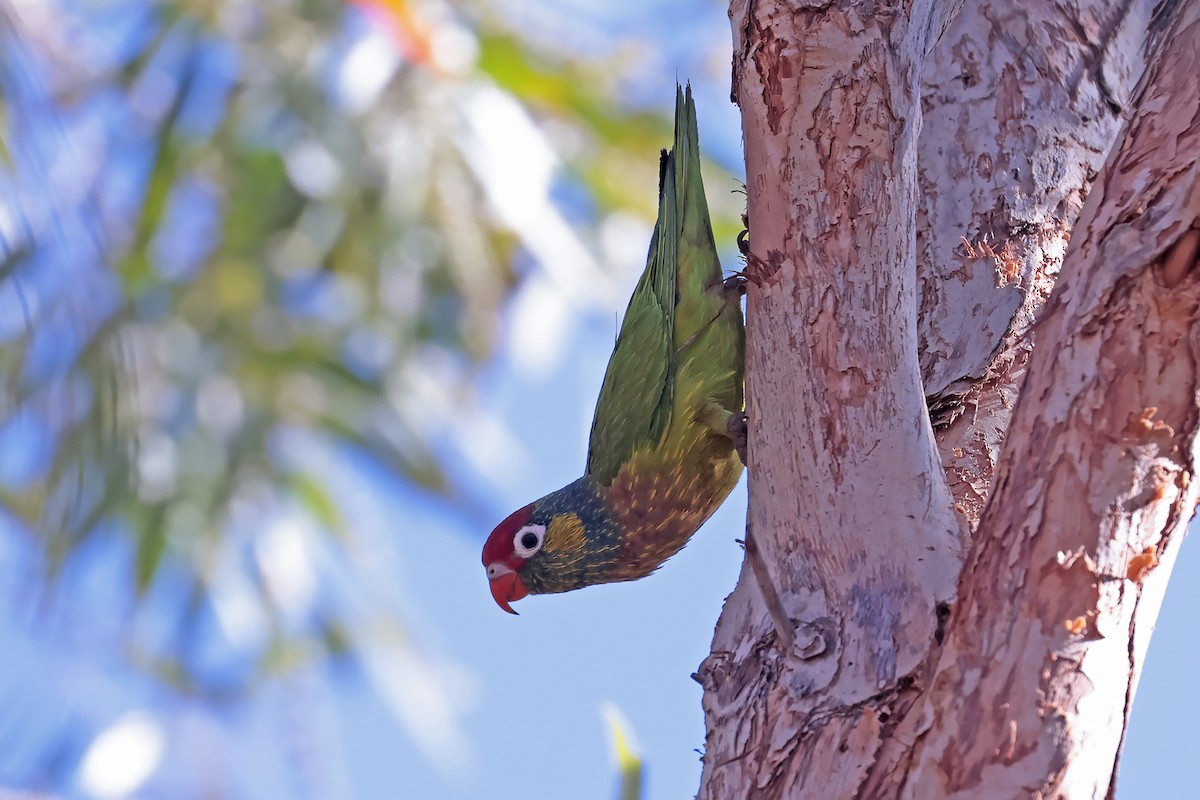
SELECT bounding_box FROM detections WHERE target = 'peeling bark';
[701,0,963,796]
[916,0,1161,525]
[905,7,1200,791]
[701,0,1200,796]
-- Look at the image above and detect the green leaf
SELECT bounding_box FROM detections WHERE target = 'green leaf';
[290,471,341,532]
[603,704,644,800]
[135,503,169,596]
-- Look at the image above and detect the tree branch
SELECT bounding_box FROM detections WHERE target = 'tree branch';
[702,0,1196,796]
[906,3,1200,793]
[702,0,964,794]
[916,0,1161,525]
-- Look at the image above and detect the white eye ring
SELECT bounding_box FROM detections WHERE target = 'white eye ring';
[512,523,546,558]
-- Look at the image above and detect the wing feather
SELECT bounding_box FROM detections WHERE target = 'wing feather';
[585,89,694,484]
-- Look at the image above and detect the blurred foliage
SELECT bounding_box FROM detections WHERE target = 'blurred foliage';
[0,0,734,698]
[604,704,645,800]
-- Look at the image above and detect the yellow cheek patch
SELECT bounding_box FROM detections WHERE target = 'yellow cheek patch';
[544,513,587,555]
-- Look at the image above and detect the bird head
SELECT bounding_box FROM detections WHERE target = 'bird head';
[482,478,619,613]
[481,503,541,614]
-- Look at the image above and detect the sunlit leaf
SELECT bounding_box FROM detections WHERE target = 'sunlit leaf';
[603,704,644,800]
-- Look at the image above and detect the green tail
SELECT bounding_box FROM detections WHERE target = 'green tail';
[586,83,744,485]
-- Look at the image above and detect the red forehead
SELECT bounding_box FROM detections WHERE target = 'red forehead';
[482,503,534,565]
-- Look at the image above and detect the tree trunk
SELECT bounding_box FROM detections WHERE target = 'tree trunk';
[698,0,1200,797]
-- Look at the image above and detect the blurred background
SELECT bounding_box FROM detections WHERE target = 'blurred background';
[0,0,1193,798]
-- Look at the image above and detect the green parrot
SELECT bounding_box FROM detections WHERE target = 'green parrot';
[482,84,745,613]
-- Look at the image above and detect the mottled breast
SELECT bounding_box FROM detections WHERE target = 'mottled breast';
[603,438,741,582]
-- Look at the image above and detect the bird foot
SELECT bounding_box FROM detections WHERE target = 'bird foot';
[736,225,782,288]
[727,411,748,466]
[728,219,754,294]
[722,272,749,297]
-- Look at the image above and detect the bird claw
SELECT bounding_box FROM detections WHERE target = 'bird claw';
[728,411,749,466]
[735,223,782,288]
[727,229,752,294]
[722,272,749,297]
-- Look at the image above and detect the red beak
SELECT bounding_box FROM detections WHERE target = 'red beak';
[489,571,529,614]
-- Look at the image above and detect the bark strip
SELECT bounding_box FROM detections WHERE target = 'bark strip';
[916,0,1161,524]
[905,5,1200,793]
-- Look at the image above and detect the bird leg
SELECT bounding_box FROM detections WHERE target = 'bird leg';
[727,411,748,467]
[697,402,748,466]
[722,272,748,297]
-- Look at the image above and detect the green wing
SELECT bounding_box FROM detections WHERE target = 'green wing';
[586,86,697,485]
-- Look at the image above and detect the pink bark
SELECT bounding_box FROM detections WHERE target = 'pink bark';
[699,0,1200,795]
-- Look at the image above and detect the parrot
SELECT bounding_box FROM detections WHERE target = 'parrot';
[482,84,746,614]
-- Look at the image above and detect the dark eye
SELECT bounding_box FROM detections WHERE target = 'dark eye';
[512,524,546,558]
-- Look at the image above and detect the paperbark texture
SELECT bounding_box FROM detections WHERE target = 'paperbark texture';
[905,5,1200,791]
[917,0,1160,523]
[700,1,963,796]
[699,0,1199,796]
